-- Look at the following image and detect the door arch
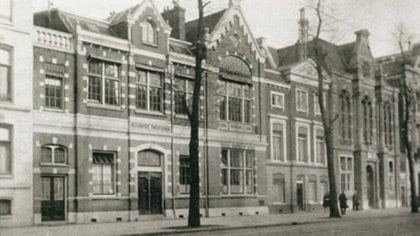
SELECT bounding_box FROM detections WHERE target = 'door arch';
[366,166,374,208]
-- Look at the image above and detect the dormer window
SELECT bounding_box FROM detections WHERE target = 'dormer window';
[142,20,157,45]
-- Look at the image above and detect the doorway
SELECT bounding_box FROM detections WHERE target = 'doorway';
[296,182,304,210]
[366,166,374,208]
[41,176,65,221]
[138,172,162,214]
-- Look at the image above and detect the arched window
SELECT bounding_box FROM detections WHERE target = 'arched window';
[142,21,156,45]
[362,96,373,144]
[138,150,161,167]
[41,145,67,164]
[340,90,352,144]
[272,173,285,203]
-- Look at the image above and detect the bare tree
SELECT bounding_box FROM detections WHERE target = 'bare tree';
[312,0,341,217]
[185,0,210,228]
[393,23,419,213]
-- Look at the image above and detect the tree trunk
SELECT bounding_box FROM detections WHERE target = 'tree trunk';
[188,0,205,227]
[325,127,341,217]
[406,141,419,213]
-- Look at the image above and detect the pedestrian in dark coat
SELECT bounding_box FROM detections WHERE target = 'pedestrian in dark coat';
[352,191,359,211]
[339,191,348,215]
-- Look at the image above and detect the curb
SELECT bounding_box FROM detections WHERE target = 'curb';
[122,212,407,236]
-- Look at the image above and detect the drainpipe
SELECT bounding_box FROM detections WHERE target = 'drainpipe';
[73,25,81,223]
[168,57,176,218]
[205,71,210,217]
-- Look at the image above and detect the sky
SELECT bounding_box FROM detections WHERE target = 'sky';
[32,0,420,57]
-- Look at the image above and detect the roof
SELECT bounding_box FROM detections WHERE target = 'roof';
[185,9,226,43]
[34,9,114,36]
[107,5,140,25]
[273,38,356,72]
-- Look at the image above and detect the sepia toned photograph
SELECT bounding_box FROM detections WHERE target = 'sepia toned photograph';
[0,0,420,235]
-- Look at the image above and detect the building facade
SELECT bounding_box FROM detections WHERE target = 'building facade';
[28,0,414,225]
[0,0,34,227]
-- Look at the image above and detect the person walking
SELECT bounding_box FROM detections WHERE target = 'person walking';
[352,191,359,211]
[339,191,348,215]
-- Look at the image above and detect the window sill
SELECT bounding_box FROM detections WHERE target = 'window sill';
[0,215,12,219]
[39,163,70,167]
[90,194,117,200]
[134,109,165,117]
[86,102,123,111]
[44,108,65,113]
[0,174,13,179]
[271,105,284,110]
[272,202,286,205]
[220,194,257,198]
[175,114,189,119]
[142,42,158,48]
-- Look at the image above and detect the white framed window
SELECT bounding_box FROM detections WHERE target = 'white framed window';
[142,20,157,45]
[296,122,310,163]
[0,0,11,22]
[0,46,12,101]
[135,69,163,112]
[314,93,326,115]
[41,145,67,165]
[92,152,116,195]
[271,91,284,109]
[270,118,287,162]
[308,175,317,203]
[179,155,190,194]
[221,149,254,195]
[219,80,252,123]
[0,125,11,175]
[88,60,120,106]
[313,127,326,165]
[389,161,394,191]
[340,156,353,192]
[296,88,308,113]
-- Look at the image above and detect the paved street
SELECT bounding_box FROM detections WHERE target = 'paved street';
[1,209,418,236]
[174,214,420,236]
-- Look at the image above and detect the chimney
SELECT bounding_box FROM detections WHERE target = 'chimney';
[161,0,186,40]
[229,0,242,8]
[298,8,309,61]
[355,29,370,43]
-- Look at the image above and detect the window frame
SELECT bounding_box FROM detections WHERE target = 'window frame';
[314,93,326,115]
[142,20,157,46]
[388,160,394,191]
[296,122,310,163]
[272,173,286,204]
[219,80,252,123]
[0,45,13,102]
[179,155,190,194]
[40,145,67,165]
[270,91,284,110]
[44,75,64,110]
[0,124,12,176]
[313,126,326,165]
[296,88,308,113]
[135,68,163,113]
[0,0,12,23]
[87,60,121,106]
[270,118,287,162]
[308,176,317,203]
[221,149,254,195]
[340,155,353,192]
[92,151,116,196]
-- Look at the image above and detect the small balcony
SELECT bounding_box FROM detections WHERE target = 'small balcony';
[33,26,74,52]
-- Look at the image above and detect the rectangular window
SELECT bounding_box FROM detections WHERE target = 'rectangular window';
[219,80,252,123]
[45,77,63,109]
[315,129,326,164]
[221,149,254,195]
[297,126,308,162]
[0,0,11,21]
[174,77,195,115]
[308,180,317,203]
[314,93,326,115]
[0,126,11,175]
[389,161,394,191]
[92,152,115,195]
[273,174,285,203]
[296,89,308,112]
[179,155,190,194]
[0,199,11,216]
[0,47,11,101]
[340,156,353,192]
[272,123,284,161]
[271,92,284,109]
[88,60,120,106]
[135,69,163,112]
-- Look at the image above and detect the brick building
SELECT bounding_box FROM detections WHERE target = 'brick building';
[0,0,34,227]
[29,0,413,225]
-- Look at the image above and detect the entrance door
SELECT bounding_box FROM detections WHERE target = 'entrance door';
[138,172,162,214]
[41,176,65,221]
[401,186,406,207]
[297,182,304,210]
[366,166,374,208]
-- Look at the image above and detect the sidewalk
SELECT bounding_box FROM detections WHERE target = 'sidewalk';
[0,208,409,236]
